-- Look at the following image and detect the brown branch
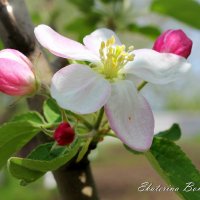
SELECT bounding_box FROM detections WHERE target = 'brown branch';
[51,57,69,73]
[53,144,99,200]
[0,1,99,200]
[0,0,34,53]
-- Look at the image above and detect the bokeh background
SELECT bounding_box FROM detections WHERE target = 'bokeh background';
[0,0,200,199]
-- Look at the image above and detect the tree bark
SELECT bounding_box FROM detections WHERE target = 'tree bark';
[0,1,99,200]
[53,148,99,200]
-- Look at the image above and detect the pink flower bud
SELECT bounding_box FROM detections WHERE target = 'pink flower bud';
[153,29,192,58]
[0,49,37,96]
[54,122,75,146]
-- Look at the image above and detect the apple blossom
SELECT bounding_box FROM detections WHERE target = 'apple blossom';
[153,29,192,58]
[34,25,192,151]
[0,49,37,96]
[54,122,75,146]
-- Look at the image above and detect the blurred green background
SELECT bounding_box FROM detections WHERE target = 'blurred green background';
[1,0,200,199]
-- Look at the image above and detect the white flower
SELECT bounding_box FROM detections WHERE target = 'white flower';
[34,25,191,151]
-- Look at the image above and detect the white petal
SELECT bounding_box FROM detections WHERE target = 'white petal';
[105,80,154,151]
[83,28,121,55]
[123,49,191,84]
[51,64,111,114]
[34,25,99,62]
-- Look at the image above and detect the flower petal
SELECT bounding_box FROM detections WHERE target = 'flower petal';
[34,25,99,62]
[51,64,111,114]
[83,28,121,55]
[105,80,154,151]
[0,49,32,69]
[123,49,191,84]
[0,59,35,96]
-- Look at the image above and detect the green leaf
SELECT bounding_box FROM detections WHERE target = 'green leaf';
[11,111,45,125]
[127,24,161,39]
[0,121,41,169]
[8,140,80,185]
[67,0,94,12]
[27,142,65,161]
[126,124,200,199]
[43,99,61,123]
[155,123,181,141]
[145,137,200,200]
[8,161,44,186]
[151,0,200,29]
[8,142,64,186]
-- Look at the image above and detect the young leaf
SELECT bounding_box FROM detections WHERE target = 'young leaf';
[8,160,44,186]
[146,137,200,200]
[27,142,65,161]
[11,111,45,125]
[155,123,181,141]
[8,140,80,185]
[0,121,41,169]
[43,98,61,123]
[8,142,64,186]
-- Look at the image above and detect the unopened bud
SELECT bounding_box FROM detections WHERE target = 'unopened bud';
[54,122,75,146]
[0,49,37,96]
[153,29,192,58]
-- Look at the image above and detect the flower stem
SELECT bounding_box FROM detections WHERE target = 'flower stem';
[78,130,97,139]
[94,107,104,130]
[70,112,93,130]
[61,108,68,122]
[42,122,60,129]
[41,126,54,137]
[137,81,148,91]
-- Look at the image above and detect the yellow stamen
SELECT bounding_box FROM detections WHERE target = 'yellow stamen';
[99,36,135,79]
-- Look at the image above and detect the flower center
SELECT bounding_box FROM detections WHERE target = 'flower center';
[99,36,134,80]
